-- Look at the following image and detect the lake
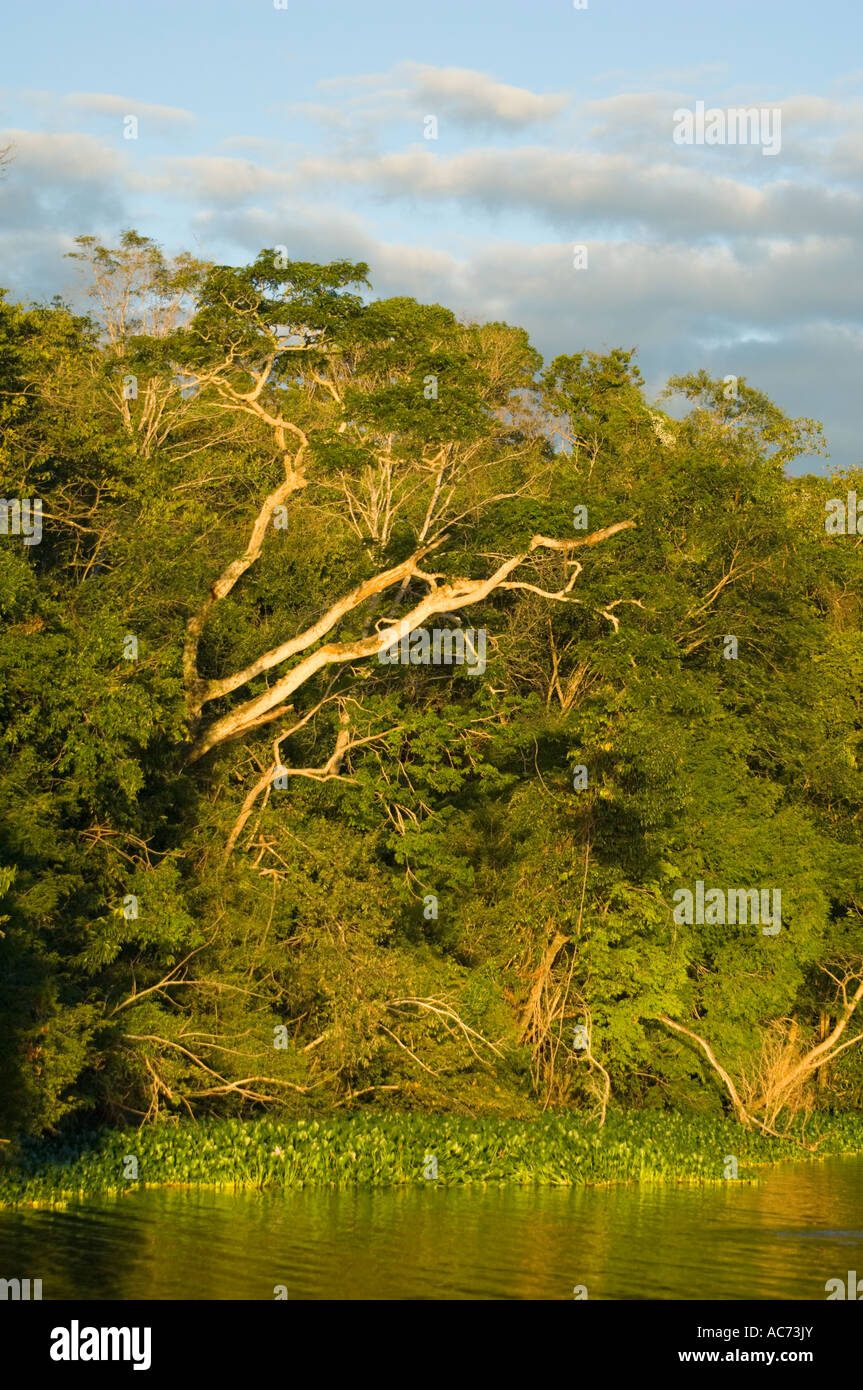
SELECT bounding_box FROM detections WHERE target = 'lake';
[2,1157,862,1299]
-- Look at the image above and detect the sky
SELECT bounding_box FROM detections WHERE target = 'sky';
[1,0,861,473]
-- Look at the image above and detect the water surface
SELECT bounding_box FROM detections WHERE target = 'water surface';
[2,1158,861,1299]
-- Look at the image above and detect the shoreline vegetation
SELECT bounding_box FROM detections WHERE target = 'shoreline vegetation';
[3,1112,863,1210]
[3,234,863,1156]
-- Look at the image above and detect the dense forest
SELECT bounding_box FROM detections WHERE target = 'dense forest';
[1,230,861,1144]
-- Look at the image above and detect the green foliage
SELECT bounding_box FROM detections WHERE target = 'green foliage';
[1,234,862,1146]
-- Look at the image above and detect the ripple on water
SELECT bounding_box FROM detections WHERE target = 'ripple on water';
[1,1158,861,1299]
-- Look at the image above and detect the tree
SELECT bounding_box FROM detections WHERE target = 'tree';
[1,235,861,1137]
[166,254,634,769]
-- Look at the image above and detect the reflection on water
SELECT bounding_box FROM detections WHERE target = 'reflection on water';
[1,1158,862,1300]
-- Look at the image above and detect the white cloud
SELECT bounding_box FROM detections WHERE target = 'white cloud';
[395,61,568,128]
[64,93,195,125]
[0,128,126,183]
[285,144,863,243]
[155,155,294,203]
[17,89,196,131]
[304,62,568,134]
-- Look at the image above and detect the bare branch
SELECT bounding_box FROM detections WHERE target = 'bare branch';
[188,520,636,761]
[657,1014,752,1126]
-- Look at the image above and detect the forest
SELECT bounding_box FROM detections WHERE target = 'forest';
[1,229,861,1150]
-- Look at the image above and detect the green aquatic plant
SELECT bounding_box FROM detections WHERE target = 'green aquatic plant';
[2,1110,861,1209]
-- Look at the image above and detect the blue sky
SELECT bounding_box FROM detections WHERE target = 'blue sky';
[2,0,861,471]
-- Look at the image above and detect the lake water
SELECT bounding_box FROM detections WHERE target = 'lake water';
[2,1158,862,1299]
